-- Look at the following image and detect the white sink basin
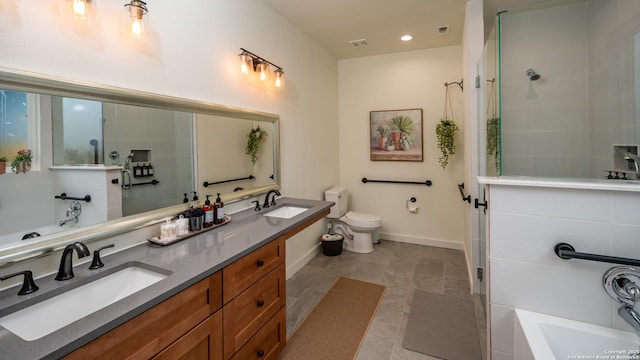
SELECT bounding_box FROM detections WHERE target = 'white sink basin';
[0,264,169,341]
[263,206,309,219]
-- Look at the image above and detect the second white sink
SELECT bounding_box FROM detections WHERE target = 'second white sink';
[0,263,169,341]
[263,206,309,219]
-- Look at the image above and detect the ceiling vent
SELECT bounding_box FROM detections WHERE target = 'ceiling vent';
[348,38,370,48]
[437,25,450,36]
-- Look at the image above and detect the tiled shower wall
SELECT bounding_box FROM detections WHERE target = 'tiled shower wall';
[488,183,640,360]
[500,1,640,178]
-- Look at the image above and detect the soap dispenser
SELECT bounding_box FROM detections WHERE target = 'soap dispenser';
[202,195,214,228]
[214,193,225,224]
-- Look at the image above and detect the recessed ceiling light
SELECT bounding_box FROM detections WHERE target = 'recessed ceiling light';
[401,35,413,42]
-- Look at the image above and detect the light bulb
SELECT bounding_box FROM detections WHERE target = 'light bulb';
[240,54,252,75]
[274,69,283,88]
[258,63,269,81]
[131,17,143,38]
[73,0,87,17]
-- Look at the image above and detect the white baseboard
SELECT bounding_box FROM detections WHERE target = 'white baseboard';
[380,232,464,250]
[286,243,321,280]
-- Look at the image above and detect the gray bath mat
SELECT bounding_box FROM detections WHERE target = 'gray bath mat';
[402,290,482,360]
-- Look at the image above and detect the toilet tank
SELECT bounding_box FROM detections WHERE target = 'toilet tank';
[325,186,348,218]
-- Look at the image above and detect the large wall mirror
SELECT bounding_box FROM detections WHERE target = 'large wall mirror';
[0,68,280,266]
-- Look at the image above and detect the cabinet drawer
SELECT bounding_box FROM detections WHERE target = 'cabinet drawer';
[223,237,284,304]
[230,308,286,360]
[64,271,221,360]
[223,264,285,360]
[152,310,222,360]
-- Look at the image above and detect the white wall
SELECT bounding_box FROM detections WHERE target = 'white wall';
[338,46,466,249]
[0,0,339,277]
[487,182,640,360]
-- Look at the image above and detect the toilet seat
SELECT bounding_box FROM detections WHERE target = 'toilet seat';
[343,211,381,228]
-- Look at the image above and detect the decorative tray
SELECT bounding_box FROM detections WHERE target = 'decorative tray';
[147,215,231,246]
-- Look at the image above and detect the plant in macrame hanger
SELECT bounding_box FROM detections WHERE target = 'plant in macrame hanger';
[486,79,500,172]
[245,122,268,166]
[435,85,459,169]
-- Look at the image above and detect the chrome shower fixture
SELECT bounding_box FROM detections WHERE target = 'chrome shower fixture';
[526,68,540,81]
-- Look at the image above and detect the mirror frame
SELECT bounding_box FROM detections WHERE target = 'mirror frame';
[0,67,281,267]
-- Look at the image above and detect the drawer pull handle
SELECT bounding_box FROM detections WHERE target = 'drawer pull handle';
[257,299,265,307]
[257,349,265,357]
[257,259,265,267]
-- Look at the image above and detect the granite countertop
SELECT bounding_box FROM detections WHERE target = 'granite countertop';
[0,197,333,360]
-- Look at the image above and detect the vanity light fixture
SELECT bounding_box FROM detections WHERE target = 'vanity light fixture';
[238,48,284,88]
[122,0,149,40]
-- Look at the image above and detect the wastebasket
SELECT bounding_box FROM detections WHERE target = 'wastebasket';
[321,233,344,256]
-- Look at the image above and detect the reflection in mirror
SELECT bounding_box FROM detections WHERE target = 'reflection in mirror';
[0,68,280,266]
[197,114,275,198]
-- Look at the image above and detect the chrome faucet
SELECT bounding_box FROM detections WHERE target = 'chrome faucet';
[55,242,90,281]
[262,189,281,208]
[60,200,82,226]
[624,153,640,179]
[604,267,640,336]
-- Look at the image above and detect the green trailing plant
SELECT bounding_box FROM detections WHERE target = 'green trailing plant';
[486,117,500,170]
[390,115,415,135]
[0,156,7,162]
[245,126,268,166]
[435,119,458,169]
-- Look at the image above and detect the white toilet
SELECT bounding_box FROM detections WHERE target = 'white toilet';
[324,186,381,254]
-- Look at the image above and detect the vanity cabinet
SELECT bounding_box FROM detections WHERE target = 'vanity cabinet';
[64,271,223,360]
[222,237,286,360]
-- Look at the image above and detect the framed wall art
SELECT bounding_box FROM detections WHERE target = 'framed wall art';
[370,108,423,161]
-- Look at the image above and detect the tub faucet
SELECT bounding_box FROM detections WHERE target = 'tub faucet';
[603,267,640,337]
[624,153,640,179]
[263,189,281,208]
[55,242,90,281]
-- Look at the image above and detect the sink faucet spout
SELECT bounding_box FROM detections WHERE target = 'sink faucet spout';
[55,242,90,281]
[624,153,640,179]
[263,189,281,208]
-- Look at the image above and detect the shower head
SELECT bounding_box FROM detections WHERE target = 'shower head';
[526,68,540,81]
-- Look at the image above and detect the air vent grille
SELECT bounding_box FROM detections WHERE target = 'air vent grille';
[348,39,369,48]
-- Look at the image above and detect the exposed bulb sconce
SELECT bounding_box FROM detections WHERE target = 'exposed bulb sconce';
[73,0,88,17]
[238,48,284,88]
[121,0,149,40]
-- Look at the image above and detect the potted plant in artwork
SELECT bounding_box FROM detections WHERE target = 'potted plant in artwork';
[399,135,414,151]
[376,124,389,150]
[384,138,395,151]
[245,126,268,166]
[0,156,7,175]
[435,119,458,169]
[390,115,415,148]
[11,149,33,174]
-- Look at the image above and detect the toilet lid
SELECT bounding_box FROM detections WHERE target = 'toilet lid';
[345,211,380,223]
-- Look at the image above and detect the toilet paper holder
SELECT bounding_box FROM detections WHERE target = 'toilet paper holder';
[406,197,419,213]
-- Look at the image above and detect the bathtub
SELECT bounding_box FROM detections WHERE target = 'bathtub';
[515,309,640,360]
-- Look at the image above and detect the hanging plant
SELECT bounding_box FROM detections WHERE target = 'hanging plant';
[245,126,268,166]
[486,79,500,171]
[436,84,458,169]
[436,119,458,169]
[486,117,500,170]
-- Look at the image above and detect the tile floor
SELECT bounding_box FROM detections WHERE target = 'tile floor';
[284,240,487,360]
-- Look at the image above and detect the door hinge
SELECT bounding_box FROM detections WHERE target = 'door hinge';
[475,75,481,88]
[476,267,484,281]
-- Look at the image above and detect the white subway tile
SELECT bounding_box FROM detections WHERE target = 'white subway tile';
[490,304,515,354]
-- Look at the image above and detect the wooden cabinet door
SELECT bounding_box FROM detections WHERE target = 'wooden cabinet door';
[152,310,222,360]
[223,264,285,359]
